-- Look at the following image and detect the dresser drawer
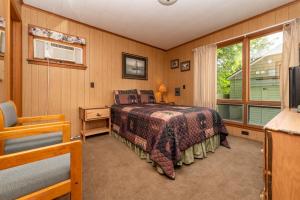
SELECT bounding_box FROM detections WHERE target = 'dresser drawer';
[85,108,110,120]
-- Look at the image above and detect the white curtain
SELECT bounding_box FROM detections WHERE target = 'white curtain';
[193,44,217,109]
[281,19,300,108]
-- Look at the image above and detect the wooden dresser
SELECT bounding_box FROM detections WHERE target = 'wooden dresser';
[79,106,111,141]
[263,109,300,200]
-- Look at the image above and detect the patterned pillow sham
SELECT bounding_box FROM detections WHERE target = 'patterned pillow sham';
[138,90,156,104]
[114,89,139,105]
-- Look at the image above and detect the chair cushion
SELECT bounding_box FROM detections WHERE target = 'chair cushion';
[5,132,62,154]
[114,89,139,105]
[0,154,70,200]
[0,101,18,127]
[138,90,156,104]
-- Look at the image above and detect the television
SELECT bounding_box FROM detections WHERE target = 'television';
[289,66,300,108]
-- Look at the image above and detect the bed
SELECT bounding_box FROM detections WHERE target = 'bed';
[111,101,229,179]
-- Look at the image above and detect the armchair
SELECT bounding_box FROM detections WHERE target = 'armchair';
[0,101,71,155]
[0,101,65,131]
[0,140,82,200]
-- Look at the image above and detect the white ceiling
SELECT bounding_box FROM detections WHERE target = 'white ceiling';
[24,0,294,50]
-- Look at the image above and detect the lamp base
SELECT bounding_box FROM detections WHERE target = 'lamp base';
[160,93,165,103]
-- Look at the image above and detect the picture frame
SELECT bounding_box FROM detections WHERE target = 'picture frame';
[180,61,191,72]
[122,52,148,80]
[170,59,179,69]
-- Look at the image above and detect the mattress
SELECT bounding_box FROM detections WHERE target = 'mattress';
[111,103,229,179]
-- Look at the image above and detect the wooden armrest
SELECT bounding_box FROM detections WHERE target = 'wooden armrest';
[0,141,82,200]
[17,114,65,124]
[2,121,70,131]
[0,123,71,142]
[0,140,81,169]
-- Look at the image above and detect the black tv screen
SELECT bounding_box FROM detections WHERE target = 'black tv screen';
[289,66,300,108]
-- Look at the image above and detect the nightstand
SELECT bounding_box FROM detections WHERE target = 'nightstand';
[79,106,111,142]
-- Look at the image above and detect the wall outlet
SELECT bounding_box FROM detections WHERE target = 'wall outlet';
[90,82,95,88]
[175,87,180,96]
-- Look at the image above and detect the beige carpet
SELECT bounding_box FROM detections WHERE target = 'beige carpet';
[83,134,263,200]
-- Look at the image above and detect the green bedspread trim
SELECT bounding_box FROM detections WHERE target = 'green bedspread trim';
[111,132,220,174]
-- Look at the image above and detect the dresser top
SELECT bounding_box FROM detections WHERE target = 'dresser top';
[264,109,300,135]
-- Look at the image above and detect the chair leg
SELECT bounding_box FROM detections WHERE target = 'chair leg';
[71,142,83,200]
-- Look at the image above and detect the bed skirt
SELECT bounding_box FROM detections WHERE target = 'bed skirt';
[111,132,220,175]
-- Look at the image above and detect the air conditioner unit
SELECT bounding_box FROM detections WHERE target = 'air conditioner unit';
[33,39,83,64]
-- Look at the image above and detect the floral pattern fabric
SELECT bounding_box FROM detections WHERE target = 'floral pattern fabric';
[29,26,86,45]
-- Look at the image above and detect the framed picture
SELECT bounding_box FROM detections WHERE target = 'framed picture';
[122,52,148,80]
[180,61,191,72]
[170,59,179,69]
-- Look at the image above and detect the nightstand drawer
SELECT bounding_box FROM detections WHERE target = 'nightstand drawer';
[85,108,110,120]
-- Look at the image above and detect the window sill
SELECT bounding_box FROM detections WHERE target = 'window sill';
[27,58,87,70]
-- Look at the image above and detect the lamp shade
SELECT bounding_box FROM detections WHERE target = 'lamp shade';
[159,84,167,93]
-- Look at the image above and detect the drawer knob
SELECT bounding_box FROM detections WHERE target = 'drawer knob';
[96,113,101,117]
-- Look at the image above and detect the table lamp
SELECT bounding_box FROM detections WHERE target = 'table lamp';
[159,84,167,102]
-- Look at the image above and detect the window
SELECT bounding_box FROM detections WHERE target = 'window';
[217,29,283,128]
[217,43,243,100]
[250,32,282,101]
[248,106,281,126]
[217,104,243,122]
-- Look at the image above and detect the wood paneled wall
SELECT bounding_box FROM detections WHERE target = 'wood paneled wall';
[0,1,5,18]
[0,0,22,105]
[11,0,21,19]
[164,1,300,106]
[22,6,166,137]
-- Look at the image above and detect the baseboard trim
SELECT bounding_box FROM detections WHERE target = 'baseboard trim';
[226,125,264,142]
